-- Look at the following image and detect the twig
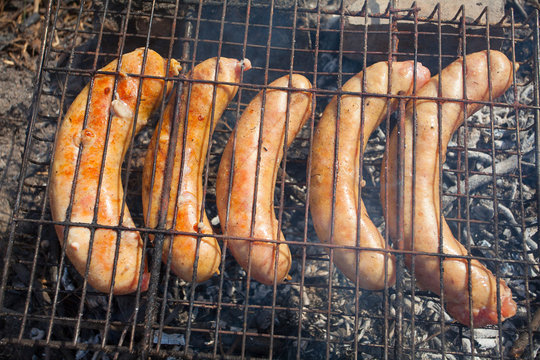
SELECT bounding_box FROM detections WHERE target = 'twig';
[497,203,521,225]
[0,4,33,31]
[444,156,518,213]
[509,307,540,358]
[414,323,453,346]
[465,151,493,165]
[112,310,137,360]
[449,155,518,195]
[509,0,529,18]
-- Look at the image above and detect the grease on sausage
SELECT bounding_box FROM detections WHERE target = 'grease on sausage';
[216,74,312,285]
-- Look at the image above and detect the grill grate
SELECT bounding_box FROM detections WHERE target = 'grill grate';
[0,0,539,359]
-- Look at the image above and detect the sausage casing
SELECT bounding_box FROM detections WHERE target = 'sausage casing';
[50,48,180,294]
[381,50,517,326]
[310,61,430,290]
[216,74,312,285]
[142,57,250,282]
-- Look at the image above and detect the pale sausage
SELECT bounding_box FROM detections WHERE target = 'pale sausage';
[216,74,312,285]
[310,61,430,290]
[381,50,517,326]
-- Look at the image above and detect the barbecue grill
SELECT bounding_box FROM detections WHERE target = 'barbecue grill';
[1,0,539,358]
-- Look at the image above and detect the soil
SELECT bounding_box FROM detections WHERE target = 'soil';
[0,0,43,235]
[0,0,93,236]
[0,59,34,236]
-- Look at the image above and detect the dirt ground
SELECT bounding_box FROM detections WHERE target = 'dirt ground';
[0,51,35,236]
[0,1,89,237]
[0,0,42,236]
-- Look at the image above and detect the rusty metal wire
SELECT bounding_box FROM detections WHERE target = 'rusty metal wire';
[0,0,538,359]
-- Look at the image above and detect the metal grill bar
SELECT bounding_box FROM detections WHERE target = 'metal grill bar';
[269,0,300,356]
[135,0,181,352]
[533,10,540,360]
[212,1,251,355]
[488,9,503,356]
[354,6,371,360]
[394,94,407,359]
[1,1,539,359]
[296,0,321,355]
[408,6,420,358]
[141,6,185,353]
[325,0,344,356]
[461,3,474,337]
[236,0,272,354]
[179,1,206,355]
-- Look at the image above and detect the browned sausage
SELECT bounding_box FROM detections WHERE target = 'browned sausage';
[142,57,251,282]
[50,48,180,294]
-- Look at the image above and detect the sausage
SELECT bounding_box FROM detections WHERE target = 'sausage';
[309,61,431,290]
[50,48,181,294]
[216,74,312,285]
[381,50,517,326]
[142,57,251,282]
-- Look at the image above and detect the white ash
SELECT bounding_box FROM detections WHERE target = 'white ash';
[153,332,185,346]
[210,215,220,226]
[30,328,44,341]
[85,294,108,310]
[470,328,500,350]
[61,267,75,291]
[75,334,101,360]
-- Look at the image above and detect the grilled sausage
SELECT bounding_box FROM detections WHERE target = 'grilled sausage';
[50,48,181,294]
[309,61,430,290]
[216,74,312,285]
[381,50,517,326]
[142,57,251,282]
